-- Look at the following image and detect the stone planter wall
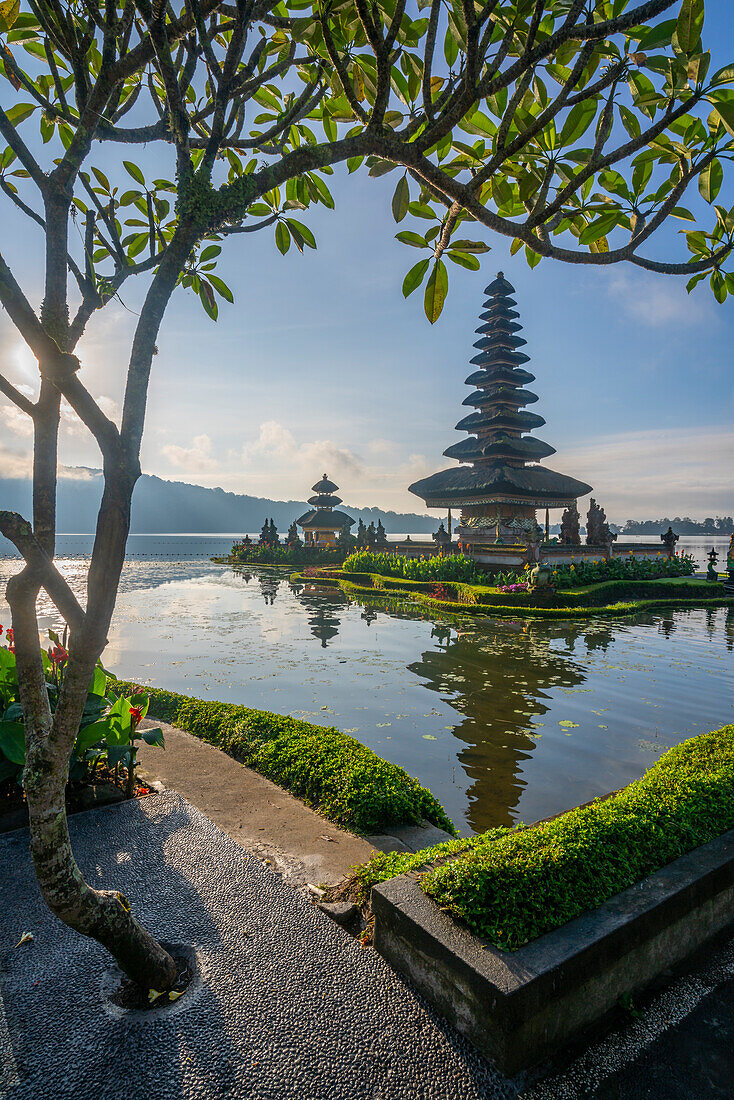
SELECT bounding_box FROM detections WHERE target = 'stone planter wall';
[372,829,734,1075]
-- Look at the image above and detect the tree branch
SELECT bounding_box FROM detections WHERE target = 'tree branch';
[0,511,87,632]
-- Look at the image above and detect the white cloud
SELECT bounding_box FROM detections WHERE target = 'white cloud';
[553,426,734,521]
[0,445,31,479]
[240,420,365,478]
[0,401,34,438]
[608,271,715,328]
[162,433,220,473]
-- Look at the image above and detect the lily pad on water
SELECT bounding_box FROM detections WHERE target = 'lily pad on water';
[558,720,579,728]
[422,734,438,740]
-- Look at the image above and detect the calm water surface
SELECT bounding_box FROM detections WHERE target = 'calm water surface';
[2,553,731,835]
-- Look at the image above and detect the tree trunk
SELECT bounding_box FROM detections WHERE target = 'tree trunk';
[8,473,178,991]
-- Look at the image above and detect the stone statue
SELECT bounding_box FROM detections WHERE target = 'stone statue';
[529,563,553,588]
[560,502,581,546]
[706,548,719,582]
[356,519,367,549]
[586,499,615,546]
[660,526,679,552]
[337,523,354,551]
[432,521,450,547]
[375,519,388,550]
[285,521,301,548]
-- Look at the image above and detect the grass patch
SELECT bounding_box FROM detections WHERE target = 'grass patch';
[113,681,455,836]
[421,726,734,951]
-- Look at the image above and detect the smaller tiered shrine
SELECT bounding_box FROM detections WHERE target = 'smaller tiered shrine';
[297,475,354,548]
[410,273,592,561]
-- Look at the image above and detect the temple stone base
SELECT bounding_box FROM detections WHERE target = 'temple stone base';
[452,531,673,570]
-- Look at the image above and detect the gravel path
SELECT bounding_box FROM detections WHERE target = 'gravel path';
[0,793,513,1100]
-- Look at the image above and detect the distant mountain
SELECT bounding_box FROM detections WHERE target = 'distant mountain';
[0,470,440,535]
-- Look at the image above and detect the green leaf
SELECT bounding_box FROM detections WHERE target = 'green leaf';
[686,270,707,292]
[618,105,641,139]
[284,218,316,249]
[90,664,106,697]
[392,176,409,223]
[402,258,430,297]
[199,280,218,320]
[0,721,25,766]
[395,230,426,248]
[275,221,290,255]
[559,100,596,146]
[525,245,541,269]
[140,726,165,747]
[448,240,490,254]
[0,0,20,33]
[698,159,723,203]
[710,269,727,303]
[5,103,36,125]
[579,211,620,245]
[424,259,448,324]
[710,94,734,137]
[199,244,221,262]
[674,0,704,56]
[447,251,480,270]
[74,719,111,755]
[123,161,146,186]
[710,64,734,87]
[636,19,676,51]
[207,274,234,302]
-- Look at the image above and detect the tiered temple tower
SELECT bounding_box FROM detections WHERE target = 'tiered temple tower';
[297,474,354,548]
[410,273,591,545]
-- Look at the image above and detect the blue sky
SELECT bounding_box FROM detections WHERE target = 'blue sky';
[1,4,733,524]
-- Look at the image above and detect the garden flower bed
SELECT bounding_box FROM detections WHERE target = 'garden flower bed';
[290,569,734,619]
[0,627,163,829]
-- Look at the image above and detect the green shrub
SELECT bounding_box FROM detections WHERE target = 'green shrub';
[230,544,344,566]
[422,726,734,951]
[484,553,696,590]
[113,681,456,835]
[551,552,696,588]
[343,550,482,584]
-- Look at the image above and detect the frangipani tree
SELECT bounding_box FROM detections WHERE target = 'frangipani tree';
[0,0,731,989]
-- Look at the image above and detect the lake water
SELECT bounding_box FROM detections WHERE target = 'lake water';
[1,546,732,835]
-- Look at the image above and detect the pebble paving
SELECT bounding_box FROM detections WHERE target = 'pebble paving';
[0,793,514,1100]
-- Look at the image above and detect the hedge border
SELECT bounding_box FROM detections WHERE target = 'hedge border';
[421,725,734,951]
[112,680,456,836]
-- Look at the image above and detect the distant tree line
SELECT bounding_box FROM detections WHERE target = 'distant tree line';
[622,517,734,535]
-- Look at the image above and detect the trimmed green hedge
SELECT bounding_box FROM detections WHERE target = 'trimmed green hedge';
[421,726,734,951]
[350,828,509,904]
[113,681,455,835]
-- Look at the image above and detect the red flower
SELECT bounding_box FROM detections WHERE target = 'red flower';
[49,645,68,665]
[129,706,143,725]
[6,628,13,642]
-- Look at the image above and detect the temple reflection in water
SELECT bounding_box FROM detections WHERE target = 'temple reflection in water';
[406,618,613,831]
[294,582,345,647]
